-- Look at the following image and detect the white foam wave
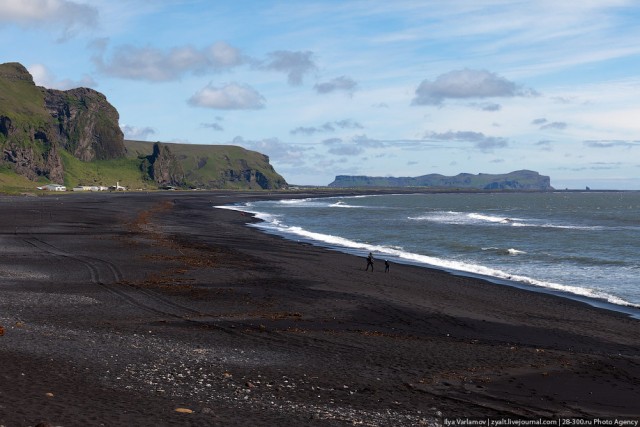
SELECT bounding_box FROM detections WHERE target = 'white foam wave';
[482,247,527,256]
[409,211,603,230]
[258,220,638,308]
[508,248,526,255]
[278,198,311,204]
[215,203,281,223]
[394,250,638,308]
[217,203,640,310]
[468,213,516,224]
[276,198,367,209]
[409,211,526,226]
[277,198,333,208]
[329,201,364,208]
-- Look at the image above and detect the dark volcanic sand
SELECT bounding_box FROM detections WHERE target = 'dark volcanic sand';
[0,191,638,426]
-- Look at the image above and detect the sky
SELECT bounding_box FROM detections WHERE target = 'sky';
[2,0,640,189]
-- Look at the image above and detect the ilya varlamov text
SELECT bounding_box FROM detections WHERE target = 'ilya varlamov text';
[443,419,639,427]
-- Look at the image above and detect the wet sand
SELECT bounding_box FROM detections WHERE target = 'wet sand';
[1,191,639,426]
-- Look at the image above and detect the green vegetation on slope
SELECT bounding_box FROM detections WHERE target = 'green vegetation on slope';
[0,63,49,124]
[58,150,153,190]
[125,140,287,190]
[0,63,51,150]
[0,165,47,194]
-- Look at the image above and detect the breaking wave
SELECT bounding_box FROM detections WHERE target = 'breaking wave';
[216,203,640,310]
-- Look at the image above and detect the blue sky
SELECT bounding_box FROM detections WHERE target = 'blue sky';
[2,0,640,189]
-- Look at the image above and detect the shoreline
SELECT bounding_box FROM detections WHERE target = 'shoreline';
[1,191,639,425]
[220,193,640,321]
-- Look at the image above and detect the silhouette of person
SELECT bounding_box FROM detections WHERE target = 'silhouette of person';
[366,252,374,271]
[384,260,390,273]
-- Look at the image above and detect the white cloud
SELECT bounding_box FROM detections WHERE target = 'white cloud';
[323,138,364,156]
[412,69,533,106]
[232,136,313,165]
[207,41,244,67]
[28,63,96,90]
[314,76,357,94]
[290,119,363,135]
[320,134,391,156]
[470,102,501,111]
[262,50,316,86]
[425,130,508,152]
[93,41,245,81]
[540,121,568,130]
[188,83,265,110]
[583,140,639,148]
[120,125,156,141]
[0,0,98,39]
[202,122,224,131]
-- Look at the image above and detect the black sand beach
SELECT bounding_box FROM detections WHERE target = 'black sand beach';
[1,191,639,426]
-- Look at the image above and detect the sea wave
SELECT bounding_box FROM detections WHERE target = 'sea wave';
[278,198,311,204]
[408,211,524,226]
[218,203,639,310]
[482,247,527,256]
[276,224,638,308]
[277,198,332,208]
[329,201,364,208]
[409,211,604,230]
[275,198,367,209]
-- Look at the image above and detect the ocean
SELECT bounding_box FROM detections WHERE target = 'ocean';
[218,192,640,317]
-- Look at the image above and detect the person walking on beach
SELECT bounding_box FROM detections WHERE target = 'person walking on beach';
[384,260,390,273]
[366,252,374,271]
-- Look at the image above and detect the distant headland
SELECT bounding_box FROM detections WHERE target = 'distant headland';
[328,170,554,191]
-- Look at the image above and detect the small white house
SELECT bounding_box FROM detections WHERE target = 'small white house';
[37,184,66,192]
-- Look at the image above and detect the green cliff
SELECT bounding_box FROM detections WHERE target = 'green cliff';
[126,140,287,190]
[0,62,287,192]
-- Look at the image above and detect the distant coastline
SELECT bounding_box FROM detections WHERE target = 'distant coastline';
[328,169,553,191]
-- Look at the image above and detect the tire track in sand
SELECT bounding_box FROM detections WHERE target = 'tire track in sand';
[23,236,219,324]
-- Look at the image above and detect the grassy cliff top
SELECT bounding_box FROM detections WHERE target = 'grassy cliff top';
[0,63,50,125]
[125,140,287,189]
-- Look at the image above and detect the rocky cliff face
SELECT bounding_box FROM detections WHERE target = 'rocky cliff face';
[0,62,124,182]
[141,142,186,186]
[44,87,125,161]
[0,115,65,183]
[218,156,284,189]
